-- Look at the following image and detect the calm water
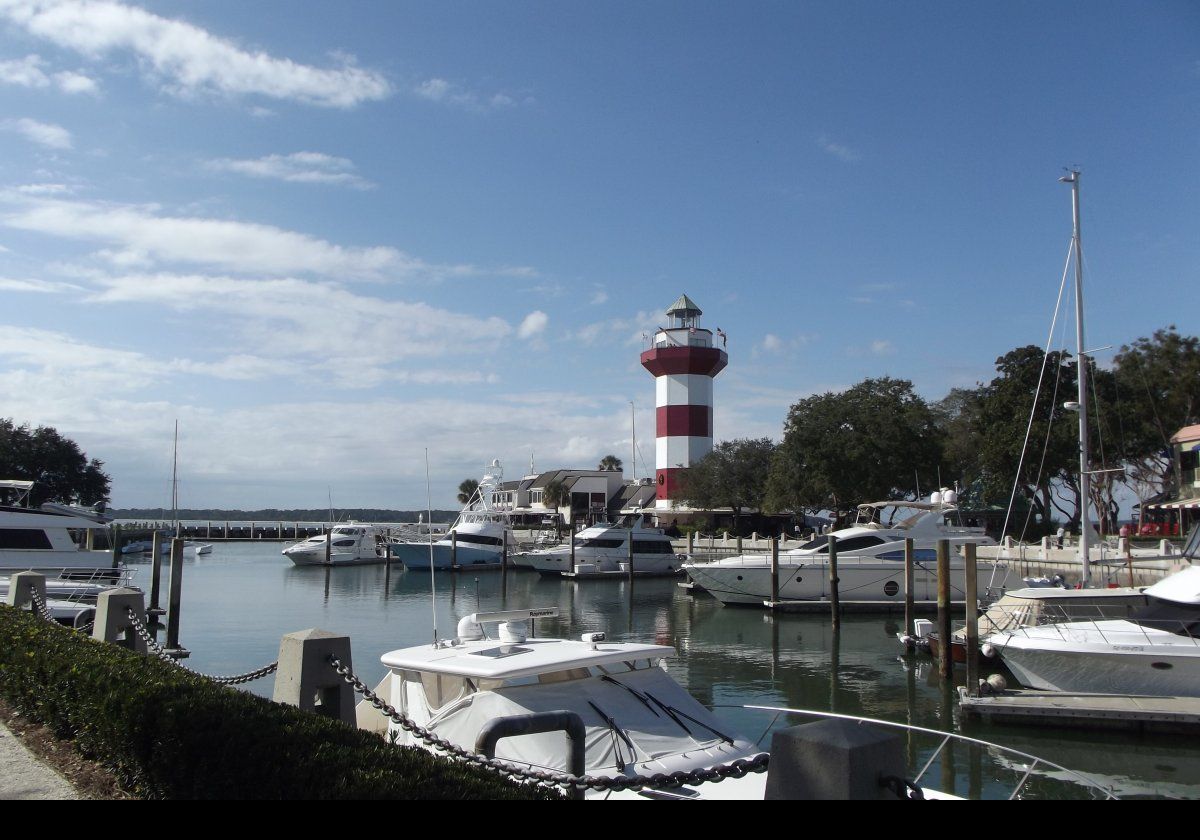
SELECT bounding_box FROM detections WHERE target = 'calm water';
[127,541,1198,800]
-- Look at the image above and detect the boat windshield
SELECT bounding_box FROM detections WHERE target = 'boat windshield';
[1130,599,1200,638]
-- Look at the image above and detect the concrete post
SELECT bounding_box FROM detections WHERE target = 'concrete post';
[6,571,46,610]
[765,719,905,800]
[93,587,148,653]
[273,629,356,726]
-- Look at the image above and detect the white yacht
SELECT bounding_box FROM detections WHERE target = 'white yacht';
[394,460,514,571]
[984,565,1200,696]
[0,480,120,579]
[521,516,684,577]
[283,523,392,566]
[358,608,767,800]
[683,492,999,606]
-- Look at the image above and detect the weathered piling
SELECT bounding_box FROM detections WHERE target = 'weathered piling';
[569,529,576,576]
[903,538,915,652]
[627,527,634,580]
[110,523,121,568]
[148,530,165,618]
[324,526,331,565]
[770,537,780,604]
[166,537,185,653]
[964,542,980,695]
[936,539,951,679]
[828,534,840,629]
[451,530,458,569]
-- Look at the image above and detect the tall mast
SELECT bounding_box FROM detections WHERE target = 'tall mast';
[1061,169,1091,585]
[171,419,179,537]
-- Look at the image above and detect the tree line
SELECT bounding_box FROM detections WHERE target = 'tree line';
[683,326,1199,538]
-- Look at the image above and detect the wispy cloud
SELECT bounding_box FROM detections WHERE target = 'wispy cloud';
[0,53,98,93]
[0,275,82,293]
[0,194,485,279]
[207,152,373,190]
[413,77,524,111]
[2,117,72,149]
[817,134,860,163]
[0,0,391,108]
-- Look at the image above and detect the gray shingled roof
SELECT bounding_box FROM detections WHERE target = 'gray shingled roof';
[666,293,701,317]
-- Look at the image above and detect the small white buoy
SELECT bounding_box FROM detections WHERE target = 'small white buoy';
[986,674,1008,693]
[981,642,997,658]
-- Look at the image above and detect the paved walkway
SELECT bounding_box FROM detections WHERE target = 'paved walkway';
[0,720,81,800]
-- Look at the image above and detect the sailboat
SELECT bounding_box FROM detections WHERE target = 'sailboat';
[124,421,213,557]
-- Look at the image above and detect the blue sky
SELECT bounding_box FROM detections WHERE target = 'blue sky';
[0,0,1195,510]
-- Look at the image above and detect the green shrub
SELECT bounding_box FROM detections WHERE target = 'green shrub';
[0,606,559,800]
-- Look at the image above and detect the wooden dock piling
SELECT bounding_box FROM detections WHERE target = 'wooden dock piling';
[828,534,840,629]
[936,539,951,679]
[166,538,185,653]
[964,542,980,695]
[903,538,915,652]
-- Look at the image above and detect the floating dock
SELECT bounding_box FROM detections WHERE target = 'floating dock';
[959,688,1200,734]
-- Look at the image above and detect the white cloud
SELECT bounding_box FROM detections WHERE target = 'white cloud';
[207,151,373,189]
[0,275,82,292]
[760,333,783,353]
[0,53,98,93]
[14,182,73,195]
[2,117,72,149]
[0,0,391,108]
[517,310,548,339]
[817,134,860,163]
[413,76,519,111]
[590,288,609,305]
[870,339,895,356]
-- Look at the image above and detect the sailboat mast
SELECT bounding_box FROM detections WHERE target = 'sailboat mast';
[1063,169,1091,585]
[172,419,179,537]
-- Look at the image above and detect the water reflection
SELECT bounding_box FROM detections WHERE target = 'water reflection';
[160,543,1193,799]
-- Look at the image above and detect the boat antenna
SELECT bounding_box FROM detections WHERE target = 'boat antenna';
[425,448,438,646]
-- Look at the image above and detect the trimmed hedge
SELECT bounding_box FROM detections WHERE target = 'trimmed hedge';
[0,606,559,799]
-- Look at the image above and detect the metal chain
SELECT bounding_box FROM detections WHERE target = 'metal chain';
[329,655,769,794]
[124,607,278,685]
[27,588,56,622]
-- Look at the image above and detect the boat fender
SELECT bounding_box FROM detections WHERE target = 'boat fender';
[981,642,997,659]
[984,674,1007,694]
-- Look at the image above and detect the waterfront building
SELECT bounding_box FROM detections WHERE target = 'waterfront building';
[1141,425,1200,535]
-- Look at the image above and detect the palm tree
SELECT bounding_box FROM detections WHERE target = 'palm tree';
[542,479,569,511]
[598,454,623,472]
[456,478,479,506]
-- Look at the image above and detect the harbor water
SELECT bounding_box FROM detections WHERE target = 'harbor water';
[127,542,1199,799]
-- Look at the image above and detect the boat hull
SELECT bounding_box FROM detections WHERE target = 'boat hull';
[684,557,1005,606]
[524,548,683,577]
[393,542,503,570]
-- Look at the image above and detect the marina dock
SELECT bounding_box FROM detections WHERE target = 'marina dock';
[959,688,1200,735]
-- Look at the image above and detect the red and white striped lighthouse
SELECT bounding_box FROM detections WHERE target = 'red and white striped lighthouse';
[640,294,727,508]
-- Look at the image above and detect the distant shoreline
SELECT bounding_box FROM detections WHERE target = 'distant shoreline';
[110,508,461,523]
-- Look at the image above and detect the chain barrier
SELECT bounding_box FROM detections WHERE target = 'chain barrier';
[27,588,56,622]
[124,607,278,685]
[880,774,926,800]
[329,655,769,794]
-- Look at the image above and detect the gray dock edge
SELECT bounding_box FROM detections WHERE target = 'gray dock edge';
[959,687,1200,734]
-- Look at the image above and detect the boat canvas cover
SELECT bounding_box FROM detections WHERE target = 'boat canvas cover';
[422,666,742,774]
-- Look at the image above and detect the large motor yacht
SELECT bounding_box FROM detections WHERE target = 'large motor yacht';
[283,523,393,566]
[683,491,999,606]
[0,479,120,579]
[520,516,683,577]
[395,460,514,571]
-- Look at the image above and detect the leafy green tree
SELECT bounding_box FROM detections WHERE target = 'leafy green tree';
[765,378,943,523]
[597,454,623,472]
[1113,326,1200,503]
[0,419,111,507]
[681,438,776,535]
[456,478,479,506]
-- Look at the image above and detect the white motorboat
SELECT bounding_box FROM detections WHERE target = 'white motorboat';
[394,460,514,571]
[122,534,213,557]
[984,565,1200,696]
[0,479,121,579]
[358,608,768,799]
[283,523,392,566]
[683,492,999,606]
[520,516,684,577]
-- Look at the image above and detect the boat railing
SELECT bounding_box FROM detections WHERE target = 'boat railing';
[725,705,1117,800]
[992,602,1200,648]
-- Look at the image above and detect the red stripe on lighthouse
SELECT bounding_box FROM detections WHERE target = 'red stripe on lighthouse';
[640,346,728,377]
[656,405,711,438]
